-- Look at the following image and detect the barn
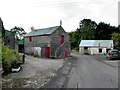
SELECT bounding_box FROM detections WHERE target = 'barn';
[79,40,113,55]
[0,18,16,49]
[24,26,71,58]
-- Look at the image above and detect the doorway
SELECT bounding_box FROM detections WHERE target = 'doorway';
[45,47,50,58]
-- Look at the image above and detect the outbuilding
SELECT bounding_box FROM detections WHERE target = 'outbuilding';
[79,40,113,55]
[24,26,71,58]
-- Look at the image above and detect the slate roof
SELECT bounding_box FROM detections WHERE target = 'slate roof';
[79,40,113,48]
[5,30,14,36]
[35,43,49,47]
[25,26,60,37]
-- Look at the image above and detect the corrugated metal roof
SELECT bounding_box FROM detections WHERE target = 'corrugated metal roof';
[25,26,60,37]
[79,40,113,48]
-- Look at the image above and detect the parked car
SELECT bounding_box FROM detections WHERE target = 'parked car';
[106,49,119,60]
[118,51,120,58]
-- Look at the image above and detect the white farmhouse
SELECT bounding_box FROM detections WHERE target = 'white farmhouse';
[79,40,113,55]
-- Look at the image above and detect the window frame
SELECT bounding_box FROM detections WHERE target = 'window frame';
[29,36,32,42]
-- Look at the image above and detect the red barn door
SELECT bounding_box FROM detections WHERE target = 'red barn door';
[61,35,64,44]
[45,47,50,58]
[64,51,68,58]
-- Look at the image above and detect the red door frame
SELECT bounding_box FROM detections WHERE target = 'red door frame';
[45,47,50,58]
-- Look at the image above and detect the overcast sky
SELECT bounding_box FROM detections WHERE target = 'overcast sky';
[0,0,119,33]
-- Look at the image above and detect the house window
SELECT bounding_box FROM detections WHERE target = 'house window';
[29,36,32,42]
[99,49,102,53]
[60,35,64,44]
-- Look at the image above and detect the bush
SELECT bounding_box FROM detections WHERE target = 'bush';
[2,60,12,72]
[2,46,22,72]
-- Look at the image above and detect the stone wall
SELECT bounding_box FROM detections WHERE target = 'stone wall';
[24,35,50,55]
[50,26,71,58]
[24,26,71,58]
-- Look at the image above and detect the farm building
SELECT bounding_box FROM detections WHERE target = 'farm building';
[0,18,23,52]
[4,30,15,49]
[0,17,3,34]
[79,40,113,55]
[24,26,71,58]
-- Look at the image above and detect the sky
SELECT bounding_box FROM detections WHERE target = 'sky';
[0,0,119,33]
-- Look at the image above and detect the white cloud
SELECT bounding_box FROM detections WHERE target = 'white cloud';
[0,0,119,33]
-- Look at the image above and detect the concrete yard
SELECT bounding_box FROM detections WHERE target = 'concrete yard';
[2,55,64,88]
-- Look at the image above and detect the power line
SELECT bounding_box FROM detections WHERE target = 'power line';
[35,1,105,8]
[35,2,84,8]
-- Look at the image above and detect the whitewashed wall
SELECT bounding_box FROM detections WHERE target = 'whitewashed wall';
[79,47,84,54]
[102,48,106,54]
[34,47,42,57]
[79,46,113,55]
[90,48,98,55]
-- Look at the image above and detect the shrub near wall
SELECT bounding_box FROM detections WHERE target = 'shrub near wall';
[2,46,22,72]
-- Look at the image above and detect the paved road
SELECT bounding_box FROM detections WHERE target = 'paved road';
[43,54,119,88]
[67,54,118,88]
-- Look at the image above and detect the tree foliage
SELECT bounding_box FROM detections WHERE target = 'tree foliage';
[112,32,120,49]
[79,19,97,40]
[11,26,26,40]
[2,46,22,72]
[68,19,120,49]
[95,22,118,40]
[69,28,81,49]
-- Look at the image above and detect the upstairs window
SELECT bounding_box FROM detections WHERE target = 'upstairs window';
[29,36,32,42]
[60,35,64,44]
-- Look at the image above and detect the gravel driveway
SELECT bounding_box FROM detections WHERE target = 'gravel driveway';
[2,55,64,88]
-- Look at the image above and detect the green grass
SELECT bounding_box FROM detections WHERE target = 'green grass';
[71,49,80,55]
[65,55,77,62]
[66,56,74,61]
[99,54,106,56]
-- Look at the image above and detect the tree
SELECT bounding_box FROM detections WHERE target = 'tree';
[68,28,82,50]
[68,31,77,49]
[68,19,97,49]
[68,19,119,50]
[79,19,97,40]
[11,26,26,40]
[95,22,117,40]
[112,32,120,49]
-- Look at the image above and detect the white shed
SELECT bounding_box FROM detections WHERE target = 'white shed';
[79,40,113,55]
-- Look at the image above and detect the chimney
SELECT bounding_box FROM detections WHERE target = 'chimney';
[60,20,62,26]
[31,26,34,31]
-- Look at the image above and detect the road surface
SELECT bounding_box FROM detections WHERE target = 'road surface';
[43,54,119,88]
[67,54,118,88]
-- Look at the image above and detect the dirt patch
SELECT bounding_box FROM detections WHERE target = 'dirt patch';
[2,77,29,88]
